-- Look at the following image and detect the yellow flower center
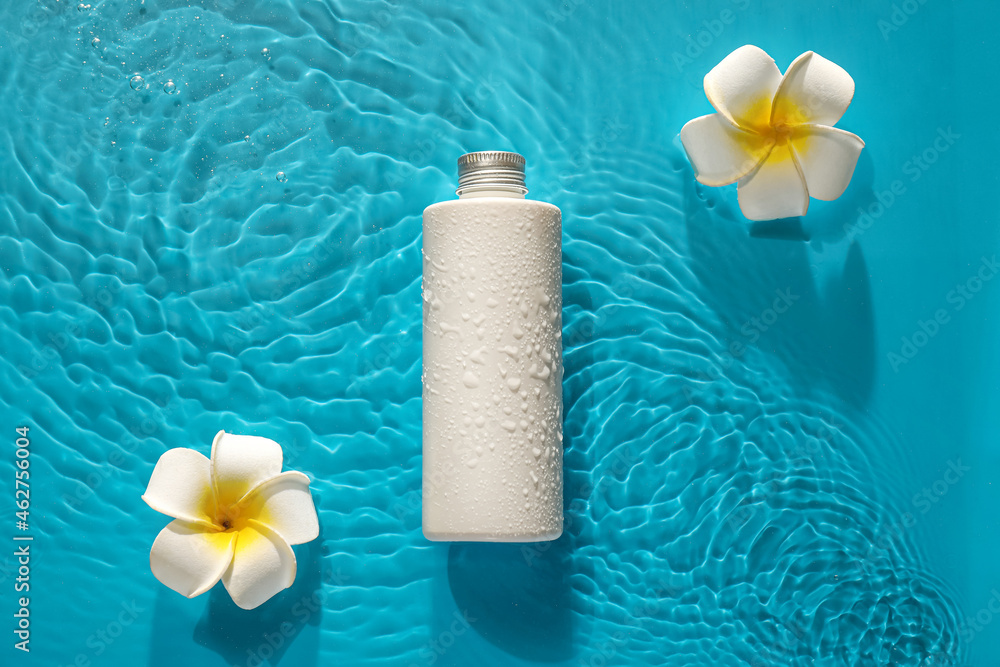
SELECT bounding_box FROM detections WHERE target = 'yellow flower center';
[214,504,251,533]
[772,122,793,145]
[193,480,255,533]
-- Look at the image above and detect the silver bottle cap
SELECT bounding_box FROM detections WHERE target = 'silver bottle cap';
[456,151,527,196]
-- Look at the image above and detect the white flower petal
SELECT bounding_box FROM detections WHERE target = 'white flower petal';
[737,146,809,221]
[210,430,284,508]
[150,520,236,598]
[790,125,865,201]
[222,520,297,610]
[771,51,855,128]
[704,45,782,134]
[238,471,319,545]
[680,113,775,187]
[141,448,215,526]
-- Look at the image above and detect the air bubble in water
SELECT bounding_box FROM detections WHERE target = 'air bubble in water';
[163,80,177,94]
[77,3,92,11]
[91,37,101,48]
[261,47,271,60]
[129,75,144,90]
[244,134,251,142]
[276,171,287,183]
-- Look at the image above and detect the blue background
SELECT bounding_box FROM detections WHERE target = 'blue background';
[1,0,998,665]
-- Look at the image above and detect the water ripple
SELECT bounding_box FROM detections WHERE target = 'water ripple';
[0,0,966,665]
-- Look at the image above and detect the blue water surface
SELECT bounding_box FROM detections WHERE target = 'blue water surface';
[1,0,998,665]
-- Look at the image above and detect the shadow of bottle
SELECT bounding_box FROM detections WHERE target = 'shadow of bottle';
[443,535,574,663]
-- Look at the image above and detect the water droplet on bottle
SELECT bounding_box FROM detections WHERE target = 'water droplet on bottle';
[129,74,144,90]
[276,171,288,183]
[163,80,177,94]
[91,37,101,48]
[261,47,271,60]
[462,372,480,389]
[529,363,551,380]
[500,345,519,359]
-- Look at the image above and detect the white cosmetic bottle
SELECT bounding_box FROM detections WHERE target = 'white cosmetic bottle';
[422,151,563,542]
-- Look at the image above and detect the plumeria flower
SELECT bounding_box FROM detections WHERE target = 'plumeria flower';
[141,431,319,610]
[680,45,865,221]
